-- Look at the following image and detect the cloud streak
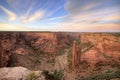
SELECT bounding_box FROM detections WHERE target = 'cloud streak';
[46,6,63,17]
[0,0,119,31]
[45,15,66,21]
[59,0,120,32]
[0,5,17,21]
[20,10,45,23]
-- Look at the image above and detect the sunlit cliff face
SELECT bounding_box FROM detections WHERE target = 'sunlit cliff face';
[0,0,120,32]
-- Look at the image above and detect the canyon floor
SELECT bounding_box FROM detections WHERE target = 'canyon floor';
[0,32,120,80]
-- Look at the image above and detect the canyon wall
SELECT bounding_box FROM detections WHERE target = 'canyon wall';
[0,32,80,67]
[0,32,17,67]
[21,32,80,53]
[0,32,120,70]
[80,33,120,68]
[0,33,3,67]
[81,33,120,44]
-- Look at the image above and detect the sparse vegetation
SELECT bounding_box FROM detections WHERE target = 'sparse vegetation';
[42,70,65,80]
[25,72,38,80]
[67,47,72,71]
[79,60,90,69]
[75,69,120,80]
[46,58,55,65]
[57,49,65,56]
[110,33,120,37]
[80,42,94,53]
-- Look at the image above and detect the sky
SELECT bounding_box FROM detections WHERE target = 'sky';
[0,0,120,32]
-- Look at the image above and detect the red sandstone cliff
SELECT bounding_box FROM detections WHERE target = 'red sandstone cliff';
[21,32,80,53]
[0,32,120,71]
[0,32,80,67]
[80,33,120,69]
[0,33,17,67]
[0,33,3,67]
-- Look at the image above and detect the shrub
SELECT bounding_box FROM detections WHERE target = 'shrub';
[25,72,37,80]
[75,69,120,80]
[46,58,55,63]
[42,70,65,80]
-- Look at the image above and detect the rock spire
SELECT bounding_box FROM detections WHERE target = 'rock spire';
[72,40,81,69]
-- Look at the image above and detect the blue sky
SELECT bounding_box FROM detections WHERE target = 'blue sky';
[0,0,120,31]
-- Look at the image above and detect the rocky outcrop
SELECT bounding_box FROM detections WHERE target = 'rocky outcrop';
[0,67,45,80]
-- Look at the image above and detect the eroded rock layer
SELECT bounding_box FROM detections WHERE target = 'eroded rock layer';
[0,32,80,68]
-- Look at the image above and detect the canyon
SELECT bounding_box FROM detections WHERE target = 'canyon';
[0,32,120,80]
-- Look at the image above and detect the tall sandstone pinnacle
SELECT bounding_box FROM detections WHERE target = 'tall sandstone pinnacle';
[72,40,81,70]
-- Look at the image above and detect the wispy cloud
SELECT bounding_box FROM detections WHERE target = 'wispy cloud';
[46,6,63,17]
[45,15,66,21]
[0,0,119,31]
[65,0,120,21]
[6,0,45,23]
[20,2,63,23]
[1,0,64,23]
[0,5,17,21]
[6,0,34,14]
[20,10,45,23]
[24,2,36,17]
[60,0,120,32]
[28,10,44,22]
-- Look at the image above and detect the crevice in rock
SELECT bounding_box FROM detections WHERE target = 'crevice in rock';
[7,54,17,67]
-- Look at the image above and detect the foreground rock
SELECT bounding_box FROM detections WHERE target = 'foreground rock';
[0,67,45,80]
